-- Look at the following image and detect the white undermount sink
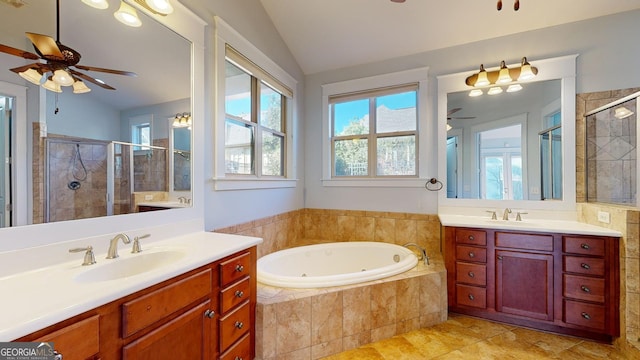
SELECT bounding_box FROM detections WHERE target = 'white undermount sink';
[74,250,186,283]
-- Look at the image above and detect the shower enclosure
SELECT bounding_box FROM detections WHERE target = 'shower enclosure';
[585,92,639,206]
[44,138,168,223]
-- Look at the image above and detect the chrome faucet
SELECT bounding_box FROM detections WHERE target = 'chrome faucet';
[403,243,430,265]
[106,233,131,259]
[502,208,512,221]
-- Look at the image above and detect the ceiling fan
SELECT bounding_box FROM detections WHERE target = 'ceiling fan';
[447,108,476,121]
[0,0,136,93]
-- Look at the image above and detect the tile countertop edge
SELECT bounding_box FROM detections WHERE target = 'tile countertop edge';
[438,214,622,237]
[0,231,262,341]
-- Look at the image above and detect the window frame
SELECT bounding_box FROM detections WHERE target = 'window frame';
[321,67,430,188]
[214,17,298,191]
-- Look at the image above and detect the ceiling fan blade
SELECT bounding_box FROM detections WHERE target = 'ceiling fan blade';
[447,108,462,116]
[9,62,48,74]
[75,65,137,77]
[0,43,40,60]
[69,69,116,90]
[25,32,64,60]
[451,116,476,120]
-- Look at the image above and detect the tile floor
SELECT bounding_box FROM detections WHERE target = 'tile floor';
[321,313,628,359]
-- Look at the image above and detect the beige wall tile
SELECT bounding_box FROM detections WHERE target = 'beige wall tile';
[337,215,356,241]
[371,324,397,343]
[420,273,444,314]
[397,277,420,321]
[311,338,343,360]
[370,282,397,328]
[276,298,312,354]
[375,218,396,242]
[626,258,640,293]
[354,216,375,241]
[256,303,277,359]
[342,331,371,352]
[343,286,372,336]
[311,292,343,345]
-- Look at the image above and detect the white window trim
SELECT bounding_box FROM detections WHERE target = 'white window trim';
[214,17,298,191]
[321,67,430,188]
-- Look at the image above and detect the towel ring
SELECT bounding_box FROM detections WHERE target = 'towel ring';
[425,178,443,191]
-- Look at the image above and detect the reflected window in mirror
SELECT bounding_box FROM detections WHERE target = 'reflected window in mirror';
[224,45,290,178]
[540,105,562,200]
[329,85,418,177]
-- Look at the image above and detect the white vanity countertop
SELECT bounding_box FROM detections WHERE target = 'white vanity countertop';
[439,214,622,237]
[137,201,190,208]
[0,231,262,341]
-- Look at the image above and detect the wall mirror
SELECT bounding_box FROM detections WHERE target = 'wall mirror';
[437,55,577,212]
[0,0,192,228]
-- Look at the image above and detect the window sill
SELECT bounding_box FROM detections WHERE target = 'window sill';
[322,178,429,188]
[213,177,298,191]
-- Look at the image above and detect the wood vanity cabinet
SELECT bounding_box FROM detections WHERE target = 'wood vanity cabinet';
[445,227,619,342]
[15,246,257,360]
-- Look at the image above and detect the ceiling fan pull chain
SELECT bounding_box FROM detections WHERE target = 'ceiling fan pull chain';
[514,0,520,11]
[497,0,502,10]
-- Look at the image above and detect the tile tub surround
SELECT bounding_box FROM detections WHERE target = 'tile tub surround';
[255,256,447,359]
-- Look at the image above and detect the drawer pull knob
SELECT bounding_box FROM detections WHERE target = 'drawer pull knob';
[581,312,591,320]
[581,263,591,270]
[468,294,475,301]
[581,285,591,293]
[497,255,503,260]
[234,357,243,360]
[235,264,245,272]
[468,252,475,258]
[468,271,475,278]
[235,321,244,329]
[235,290,245,298]
[54,351,63,360]
[204,309,215,319]
[581,243,590,250]
[468,235,475,241]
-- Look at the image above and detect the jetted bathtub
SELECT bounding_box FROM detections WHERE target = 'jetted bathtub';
[257,241,418,288]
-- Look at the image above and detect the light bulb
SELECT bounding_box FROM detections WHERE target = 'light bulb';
[82,0,109,9]
[114,1,142,27]
[72,80,92,94]
[146,0,173,14]
[506,84,523,93]
[18,68,43,85]
[496,61,512,84]
[52,69,75,86]
[487,87,503,95]
[518,57,537,81]
[42,78,62,93]
[468,89,483,97]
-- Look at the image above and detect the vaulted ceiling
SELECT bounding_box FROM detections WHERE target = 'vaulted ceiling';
[259,0,640,74]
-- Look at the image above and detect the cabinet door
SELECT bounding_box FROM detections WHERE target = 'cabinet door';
[123,301,214,360]
[496,250,553,321]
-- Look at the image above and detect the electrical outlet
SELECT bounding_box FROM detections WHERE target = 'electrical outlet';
[144,195,153,200]
[597,211,611,224]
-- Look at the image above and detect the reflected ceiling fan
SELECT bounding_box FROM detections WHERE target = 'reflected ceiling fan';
[0,0,136,93]
[447,108,475,120]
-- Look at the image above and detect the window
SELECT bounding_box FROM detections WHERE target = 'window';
[224,46,288,177]
[129,114,153,151]
[330,85,418,178]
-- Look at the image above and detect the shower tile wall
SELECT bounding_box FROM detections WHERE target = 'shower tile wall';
[32,123,44,224]
[46,141,108,222]
[133,138,168,192]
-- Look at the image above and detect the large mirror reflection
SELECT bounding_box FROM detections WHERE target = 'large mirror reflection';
[446,80,561,200]
[0,0,192,227]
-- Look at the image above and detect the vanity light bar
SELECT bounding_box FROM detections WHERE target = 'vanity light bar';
[465,57,537,87]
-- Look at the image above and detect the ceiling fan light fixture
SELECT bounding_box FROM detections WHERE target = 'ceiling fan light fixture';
[496,61,512,84]
[614,106,634,119]
[469,89,483,97]
[474,64,490,87]
[145,0,173,15]
[52,69,75,86]
[115,1,142,27]
[42,77,62,93]
[72,80,92,94]
[82,0,109,10]
[18,68,43,85]
[506,84,523,93]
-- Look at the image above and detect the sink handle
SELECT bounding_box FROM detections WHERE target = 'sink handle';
[515,212,528,221]
[132,234,150,254]
[69,246,96,266]
[486,210,497,220]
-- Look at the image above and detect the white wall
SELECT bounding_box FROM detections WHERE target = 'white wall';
[303,9,640,215]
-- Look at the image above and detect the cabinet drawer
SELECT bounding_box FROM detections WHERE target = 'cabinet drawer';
[220,333,251,360]
[565,300,606,331]
[220,252,251,288]
[564,236,605,256]
[456,284,486,309]
[564,256,605,276]
[220,300,251,351]
[563,274,605,303]
[221,277,251,314]
[456,262,487,286]
[35,315,99,360]
[122,269,212,337]
[456,245,487,263]
[455,229,486,246]
[495,232,553,252]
